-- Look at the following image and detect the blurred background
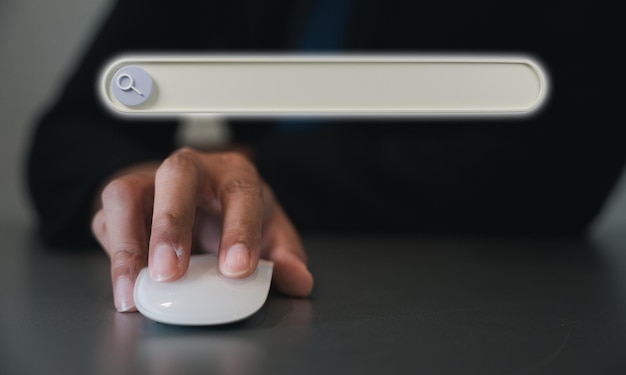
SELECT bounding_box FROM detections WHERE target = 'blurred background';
[1,0,624,237]
[1,0,113,224]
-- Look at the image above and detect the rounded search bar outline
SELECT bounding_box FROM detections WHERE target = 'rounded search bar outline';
[98,54,549,118]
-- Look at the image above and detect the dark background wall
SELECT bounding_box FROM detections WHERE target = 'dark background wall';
[1,0,622,237]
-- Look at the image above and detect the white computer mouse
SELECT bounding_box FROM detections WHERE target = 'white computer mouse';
[134,254,273,325]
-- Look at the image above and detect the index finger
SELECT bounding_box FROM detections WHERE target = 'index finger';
[148,149,202,281]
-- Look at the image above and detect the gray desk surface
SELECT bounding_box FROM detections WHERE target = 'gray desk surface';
[1,220,626,375]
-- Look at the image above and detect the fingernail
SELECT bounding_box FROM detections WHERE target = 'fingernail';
[115,277,136,312]
[223,243,250,276]
[151,244,178,281]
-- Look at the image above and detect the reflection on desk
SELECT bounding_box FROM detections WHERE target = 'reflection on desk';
[1,221,625,375]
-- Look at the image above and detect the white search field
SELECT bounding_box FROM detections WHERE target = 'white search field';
[99,54,548,116]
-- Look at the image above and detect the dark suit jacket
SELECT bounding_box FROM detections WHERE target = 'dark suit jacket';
[26,0,625,244]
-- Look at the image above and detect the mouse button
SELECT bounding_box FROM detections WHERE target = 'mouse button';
[185,253,218,279]
[257,259,274,278]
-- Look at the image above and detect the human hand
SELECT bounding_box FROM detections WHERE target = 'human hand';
[91,148,314,312]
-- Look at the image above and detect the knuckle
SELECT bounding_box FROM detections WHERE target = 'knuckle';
[90,210,106,236]
[215,153,262,196]
[111,242,143,258]
[110,247,144,277]
[101,178,137,204]
[223,178,262,196]
[174,146,196,156]
[158,151,198,177]
[152,212,185,231]
[218,152,254,170]
[220,152,246,164]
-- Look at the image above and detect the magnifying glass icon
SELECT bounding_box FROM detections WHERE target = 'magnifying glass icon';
[110,65,153,107]
[116,73,143,96]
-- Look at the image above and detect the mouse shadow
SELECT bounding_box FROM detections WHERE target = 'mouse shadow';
[141,288,313,335]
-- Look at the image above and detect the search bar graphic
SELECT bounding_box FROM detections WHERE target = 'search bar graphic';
[99,55,548,117]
